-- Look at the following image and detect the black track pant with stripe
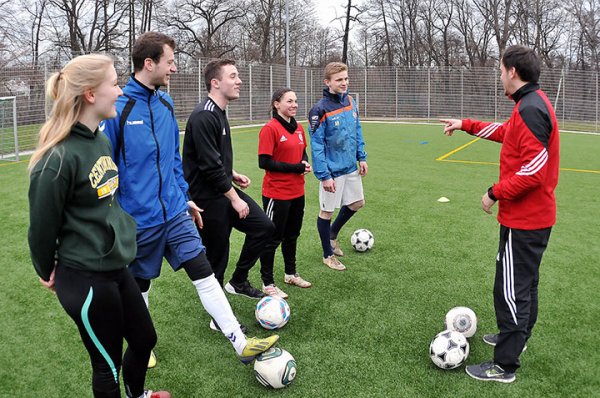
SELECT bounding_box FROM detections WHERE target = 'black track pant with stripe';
[260,195,305,286]
[55,265,156,398]
[195,188,275,286]
[493,225,552,373]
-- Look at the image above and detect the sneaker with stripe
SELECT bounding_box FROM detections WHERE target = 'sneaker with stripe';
[465,360,516,383]
[262,284,289,299]
[238,335,280,364]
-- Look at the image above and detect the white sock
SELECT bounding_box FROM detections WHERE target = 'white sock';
[192,275,247,355]
[141,283,151,308]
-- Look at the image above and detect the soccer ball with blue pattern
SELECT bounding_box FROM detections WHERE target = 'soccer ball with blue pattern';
[255,296,290,329]
[350,229,374,252]
[254,347,297,389]
[429,330,470,369]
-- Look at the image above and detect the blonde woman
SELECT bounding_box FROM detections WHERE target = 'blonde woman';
[28,54,169,398]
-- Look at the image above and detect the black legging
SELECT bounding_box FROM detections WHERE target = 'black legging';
[55,265,156,398]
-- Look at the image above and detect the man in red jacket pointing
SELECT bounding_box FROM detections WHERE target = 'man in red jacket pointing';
[441,45,559,383]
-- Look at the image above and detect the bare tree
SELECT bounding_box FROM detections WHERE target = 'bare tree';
[473,0,515,57]
[160,0,244,59]
[339,0,365,63]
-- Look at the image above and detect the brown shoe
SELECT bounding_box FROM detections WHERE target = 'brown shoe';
[323,255,346,271]
[284,273,312,288]
[330,239,344,256]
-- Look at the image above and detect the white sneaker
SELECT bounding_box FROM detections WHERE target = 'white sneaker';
[330,239,344,256]
[284,273,312,288]
[262,284,289,299]
[323,255,346,271]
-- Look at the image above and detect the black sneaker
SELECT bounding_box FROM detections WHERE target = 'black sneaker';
[209,318,248,334]
[483,333,527,352]
[465,360,516,383]
[225,280,266,299]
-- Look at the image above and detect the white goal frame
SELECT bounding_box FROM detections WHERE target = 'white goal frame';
[0,96,19,161]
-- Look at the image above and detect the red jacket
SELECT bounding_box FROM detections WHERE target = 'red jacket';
[462,83,559,230]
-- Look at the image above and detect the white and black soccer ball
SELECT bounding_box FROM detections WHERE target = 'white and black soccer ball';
[444,307,477,338]
[429,330,470,369]
[254,347,297,389]
[255,296,291,330]
[350,229,374,252]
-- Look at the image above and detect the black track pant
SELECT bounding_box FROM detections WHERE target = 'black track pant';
[493,225,552,373]
[195,188,275,286]
[55,265,156,398]
[259,195,305,285]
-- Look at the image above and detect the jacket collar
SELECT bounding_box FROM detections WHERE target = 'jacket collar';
[510,82,539,103]
[71,122,97,139]
[322,88,348,103]
[125,75,160,99]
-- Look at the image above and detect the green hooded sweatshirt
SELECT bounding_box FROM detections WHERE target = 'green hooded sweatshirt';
[28,122,137,280]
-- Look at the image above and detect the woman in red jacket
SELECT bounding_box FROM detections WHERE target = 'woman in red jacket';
[258,88,312,298]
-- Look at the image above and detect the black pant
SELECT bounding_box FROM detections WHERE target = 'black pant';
[55,265,156,398]
[195,188,275,286]
[493,225,551,373]
[260,195,305,285]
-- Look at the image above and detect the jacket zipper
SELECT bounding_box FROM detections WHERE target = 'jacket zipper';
[148,94,168,222]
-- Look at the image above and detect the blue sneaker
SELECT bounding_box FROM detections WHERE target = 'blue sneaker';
[466,361,516,383]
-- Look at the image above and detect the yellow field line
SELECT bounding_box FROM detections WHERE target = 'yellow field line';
[437,141,600,174]
[435,137,481,161]
[0,159,27,167]
[438,159,498,166]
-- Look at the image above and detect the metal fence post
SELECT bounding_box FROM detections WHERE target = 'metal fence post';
[494,69,498,122]
[364,67,367,118]
[270,65,273,103]
[12,98,19,161]
[395,67,398,119]
[198,59,202,104]
[596,72,598,133]
[460,69,464,119]
[427,68,431,120]
[249,65,253,121]
[304,69,308,117]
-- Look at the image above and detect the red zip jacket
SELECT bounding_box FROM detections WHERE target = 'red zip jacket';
[462,83,559,230]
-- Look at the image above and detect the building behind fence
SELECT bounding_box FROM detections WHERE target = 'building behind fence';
[1,59,598,156]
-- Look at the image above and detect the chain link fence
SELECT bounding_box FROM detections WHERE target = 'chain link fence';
[1,59,597,156]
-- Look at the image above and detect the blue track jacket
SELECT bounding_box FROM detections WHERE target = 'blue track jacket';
[102,76,188,229]
[308,89,367,181]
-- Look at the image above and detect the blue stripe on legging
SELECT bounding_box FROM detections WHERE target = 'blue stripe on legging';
[81,286,118,383]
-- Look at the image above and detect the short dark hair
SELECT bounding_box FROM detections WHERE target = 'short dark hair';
[501,45,541,83]
[271,87,294,117]
[132,32,176,72]
[204,59,236,92]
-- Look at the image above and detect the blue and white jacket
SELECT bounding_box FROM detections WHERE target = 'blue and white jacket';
[308,89,367,181]
[102,76,188,229]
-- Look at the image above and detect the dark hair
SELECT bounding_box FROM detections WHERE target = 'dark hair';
[132,32,176,72]
[271,88,294,117]
[203,59,236,92]
[501,45,541,83]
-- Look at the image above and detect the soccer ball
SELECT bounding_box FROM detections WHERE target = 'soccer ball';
[444,307,477,338]
[255,296,291,329]
[254,347,297,389]
[350,229,374,252]
[429,330,470,369]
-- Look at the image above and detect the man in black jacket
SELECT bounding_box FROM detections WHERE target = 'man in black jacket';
[183,59,274,299]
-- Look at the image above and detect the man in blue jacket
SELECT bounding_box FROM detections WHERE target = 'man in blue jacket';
[102,32,278,368]
[308,62,368,271]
